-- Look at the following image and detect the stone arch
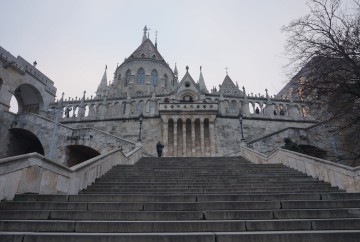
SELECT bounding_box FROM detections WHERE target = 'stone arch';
[6,128,45,157]
[64,145,100,167]
[13,84,44,114]
[136,100,144,114]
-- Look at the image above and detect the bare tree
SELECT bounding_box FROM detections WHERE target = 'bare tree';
[282,0,360,165]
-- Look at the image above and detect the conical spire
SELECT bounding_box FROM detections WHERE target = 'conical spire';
[174,63,178,77]
[198,66,208,93]
[96,66,108,98]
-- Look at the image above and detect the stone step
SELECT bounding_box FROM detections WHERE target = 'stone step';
[0,208,356,221]
[2,218,360,233]
[17,192,358,202]
[3,200,359,211]
[1,231,360,242]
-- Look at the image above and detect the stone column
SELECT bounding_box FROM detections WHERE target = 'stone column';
[183,120,186,157]
[162,120,168,157]
[209,122,216,156]
[174,120,177,157]
[200,119,205,157]
[191,119,196,156]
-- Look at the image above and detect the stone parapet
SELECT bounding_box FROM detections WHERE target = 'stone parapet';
[0,146,143,200]
[241,146,360,192]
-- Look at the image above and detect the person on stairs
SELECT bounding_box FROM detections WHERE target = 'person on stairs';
[156,141,164,157]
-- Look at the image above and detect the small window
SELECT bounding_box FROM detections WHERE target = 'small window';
[125,70,131,86]
[137,68,145,85]
[185,82,190,88]
[164,74,168,88]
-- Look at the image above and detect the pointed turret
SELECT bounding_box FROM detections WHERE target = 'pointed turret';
[198,66,208,93]
[174,63,178,78]
[96,66,108,98]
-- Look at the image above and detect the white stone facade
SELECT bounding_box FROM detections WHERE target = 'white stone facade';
[0,27,319,163]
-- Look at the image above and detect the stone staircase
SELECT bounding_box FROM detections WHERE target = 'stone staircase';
[1,157,360,241]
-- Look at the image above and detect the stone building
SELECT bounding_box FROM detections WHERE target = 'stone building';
[0,26,318,166]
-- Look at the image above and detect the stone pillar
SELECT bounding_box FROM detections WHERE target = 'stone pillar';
[183,121,186,157]
[174,120,177,157]
[163,121,168,157]
[200,119,205,157]
[191,119,196,156]
[209,122,216,156]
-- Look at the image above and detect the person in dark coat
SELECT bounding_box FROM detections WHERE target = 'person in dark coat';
[156,141,164,157]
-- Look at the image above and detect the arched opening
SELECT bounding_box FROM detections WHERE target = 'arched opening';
[84,105,90,117]
[249,102,255,114]
[9,95,19,113]
[65,145,100,167]
[12,84,44,114]
[6,128,44,157]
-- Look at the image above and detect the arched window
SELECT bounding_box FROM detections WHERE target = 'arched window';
[164,74,168,88]
[151,70,157,86]
[125,70,131,86]
[137,68,145,85]
[136,101,143,113]
[230,100,237,113]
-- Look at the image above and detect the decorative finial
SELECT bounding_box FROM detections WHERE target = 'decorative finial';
[200,66,202,71]
[61,92,65,99]
[225,67,229,75]
[105,65,107,70]
[155,30,158,48]
[33,61,37,67]
[265,89,268,97]
[142,25,149,43]
[186,66,189,72]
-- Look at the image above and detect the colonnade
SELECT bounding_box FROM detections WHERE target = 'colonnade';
[162,117,215,157]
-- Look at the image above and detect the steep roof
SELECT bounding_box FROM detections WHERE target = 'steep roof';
[218,75,242,96]
[127,38,165,62]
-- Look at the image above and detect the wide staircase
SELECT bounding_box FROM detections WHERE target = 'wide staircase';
[1,157,360,241]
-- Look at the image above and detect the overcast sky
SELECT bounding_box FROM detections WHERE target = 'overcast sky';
[1,0,311,101]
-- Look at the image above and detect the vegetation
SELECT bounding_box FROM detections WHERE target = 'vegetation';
[282,0,360,165]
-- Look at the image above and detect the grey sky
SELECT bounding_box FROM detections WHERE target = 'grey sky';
[0,0,310,101]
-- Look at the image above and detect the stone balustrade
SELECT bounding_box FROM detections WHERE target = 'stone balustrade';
[241,146,360,192]
[0,146,143,200]
[159,102,219,112]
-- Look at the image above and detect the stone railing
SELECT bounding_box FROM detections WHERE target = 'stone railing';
[241,146,360,192]
[0,146,143,200]
[159,102,219,112]
[68,128,135,154]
